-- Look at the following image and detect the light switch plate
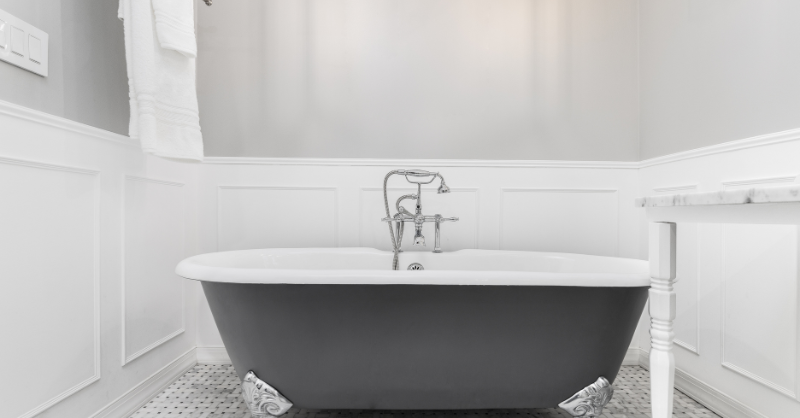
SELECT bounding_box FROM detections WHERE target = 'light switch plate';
[0,9,48,77]
[10,25,24,56]
[28,35,41,63]
[0,19,7,50]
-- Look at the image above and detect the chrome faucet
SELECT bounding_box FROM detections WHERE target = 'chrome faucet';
[381,169,459,269]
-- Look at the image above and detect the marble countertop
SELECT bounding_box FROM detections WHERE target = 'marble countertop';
[636,184,800,207]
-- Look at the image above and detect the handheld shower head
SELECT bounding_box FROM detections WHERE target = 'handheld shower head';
[436,175,450,194]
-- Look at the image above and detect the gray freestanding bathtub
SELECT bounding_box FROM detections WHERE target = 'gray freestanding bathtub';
[177,248,649,417]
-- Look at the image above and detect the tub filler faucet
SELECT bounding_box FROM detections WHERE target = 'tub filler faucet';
[381,169,459,269]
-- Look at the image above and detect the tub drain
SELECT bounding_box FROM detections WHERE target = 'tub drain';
[407,263,424,270]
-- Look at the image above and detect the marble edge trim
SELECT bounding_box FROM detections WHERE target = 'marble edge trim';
[635,185,800,208]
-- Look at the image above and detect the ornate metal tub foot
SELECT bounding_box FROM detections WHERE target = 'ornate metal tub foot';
[242,371,293,417]
[558,377,614,417]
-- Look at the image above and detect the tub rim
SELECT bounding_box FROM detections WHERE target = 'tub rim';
[176,248,650,287]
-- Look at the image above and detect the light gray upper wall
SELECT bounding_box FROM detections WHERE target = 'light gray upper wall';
[197,0,640,161]
[639,0,800,160]
[0,0,128,135]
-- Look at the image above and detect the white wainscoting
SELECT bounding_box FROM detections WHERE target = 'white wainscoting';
[122,176,187,365]
[0,100,199,418]
[0,157,100,418]
[7,94,800,418]
[639,134,800,418]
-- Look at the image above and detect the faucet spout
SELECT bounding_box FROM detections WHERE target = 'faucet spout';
[413,231,426,246]
[413,213,426,246]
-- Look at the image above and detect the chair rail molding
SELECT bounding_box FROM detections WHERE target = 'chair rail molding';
[639,128,800,168]
[201,127,800,169]
[0,99,139,149]
[203,156,640,169]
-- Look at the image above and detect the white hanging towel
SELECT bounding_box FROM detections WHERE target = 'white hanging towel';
[118,0,204,160]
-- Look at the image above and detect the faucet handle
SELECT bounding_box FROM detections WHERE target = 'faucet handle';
[438,216,459,222]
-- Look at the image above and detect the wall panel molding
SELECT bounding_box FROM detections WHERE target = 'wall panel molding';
[722,175,797,188]
[720,360,797,399]
[216,186,339,251]
[499,188,619,256]
[719,175,799,400]
[719,227,799,398]
[122,175,186,366]
[652,184,698,194]
[0,156,101,418]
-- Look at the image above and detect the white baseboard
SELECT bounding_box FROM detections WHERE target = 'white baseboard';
[89,348,196,418]
[638,349,768,418]
[622,347,640,366]
[196,346,231,364]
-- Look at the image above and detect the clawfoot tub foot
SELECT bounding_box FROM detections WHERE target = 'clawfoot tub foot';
[558,377,614,417]
[242,371,293,417]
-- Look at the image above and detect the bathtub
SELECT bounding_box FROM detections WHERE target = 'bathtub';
[177,248,648,415]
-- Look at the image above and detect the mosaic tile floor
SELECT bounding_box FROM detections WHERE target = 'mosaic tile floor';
[132,364,720,418]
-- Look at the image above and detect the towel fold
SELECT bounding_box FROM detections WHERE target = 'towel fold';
[152,0,197,58]
[118,0,204,161]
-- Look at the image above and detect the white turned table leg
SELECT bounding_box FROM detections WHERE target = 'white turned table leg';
[649,222,676,418]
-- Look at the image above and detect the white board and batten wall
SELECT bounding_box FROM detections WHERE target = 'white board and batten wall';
[4,98,800,418]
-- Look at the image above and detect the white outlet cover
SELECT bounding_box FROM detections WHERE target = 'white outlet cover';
[0,9,48,77]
